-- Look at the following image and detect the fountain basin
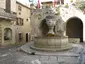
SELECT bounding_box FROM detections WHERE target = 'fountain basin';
[31,37,72,51]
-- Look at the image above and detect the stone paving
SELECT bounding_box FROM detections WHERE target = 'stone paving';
[0,43,85,64]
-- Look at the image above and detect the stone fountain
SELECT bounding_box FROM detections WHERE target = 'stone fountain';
[30,7,72,51]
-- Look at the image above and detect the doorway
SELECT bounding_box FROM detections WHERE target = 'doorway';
[26,33,29,42]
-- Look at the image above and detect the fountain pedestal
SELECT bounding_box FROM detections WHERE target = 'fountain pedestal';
[31,36,72,51]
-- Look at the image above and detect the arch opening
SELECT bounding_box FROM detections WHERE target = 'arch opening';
[66,17,83,42]
[4,28,12,41]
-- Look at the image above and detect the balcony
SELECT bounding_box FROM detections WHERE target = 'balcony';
[0,8,16,21]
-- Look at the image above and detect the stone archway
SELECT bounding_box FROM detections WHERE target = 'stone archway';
[66,17,83,42]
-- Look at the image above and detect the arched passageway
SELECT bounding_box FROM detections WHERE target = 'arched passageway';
[66,17,83,42]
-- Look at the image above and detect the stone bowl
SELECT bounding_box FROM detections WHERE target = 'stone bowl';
[31,36,72,51]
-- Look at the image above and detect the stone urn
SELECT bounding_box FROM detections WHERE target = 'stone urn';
[45,15,56,36]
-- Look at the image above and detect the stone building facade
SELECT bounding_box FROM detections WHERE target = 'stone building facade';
[0,0,31,46]
[0,0,16,46]
[15,1,31,43]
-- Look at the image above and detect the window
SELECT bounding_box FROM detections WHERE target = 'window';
[20,19,23,25]
[26,19,28,21]
[18,5,22,11]
[16,18,19,25]
[61,0,64,4]
[16,18,24,26]
[57,0,64,4]
[19,12,21,15]
[19,33,23,41]
[46,6,49,8]
[57,0,60,4]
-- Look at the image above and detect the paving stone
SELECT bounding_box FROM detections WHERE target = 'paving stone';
[0,43,85,64]
[48,56,57,61]
[40,56,49,61]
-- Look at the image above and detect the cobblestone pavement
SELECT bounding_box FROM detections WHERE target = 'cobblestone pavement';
[0,44,85,64]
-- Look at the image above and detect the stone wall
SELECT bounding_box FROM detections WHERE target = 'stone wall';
[68,38,80,43]
[60,4,85,42]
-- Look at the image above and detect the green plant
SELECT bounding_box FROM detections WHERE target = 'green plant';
[56,6,60,15]
[65,3,69,8]
[77,1,85,10]
[70,0,73,2]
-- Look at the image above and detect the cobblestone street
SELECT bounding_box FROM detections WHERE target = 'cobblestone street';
[0,44,84,64]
